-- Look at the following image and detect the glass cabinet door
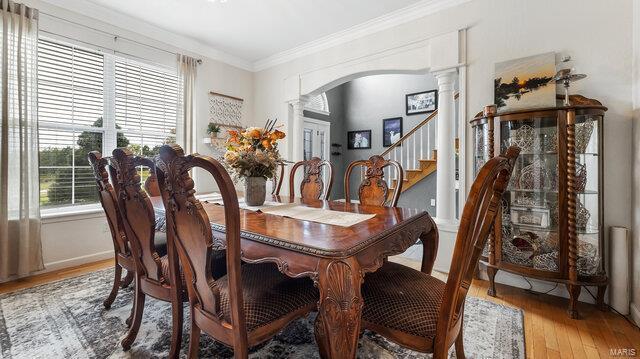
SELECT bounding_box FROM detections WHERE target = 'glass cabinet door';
[472,121,492,258]
[499,117,560,273]
[574,114,601,276]
[472,121,490,175]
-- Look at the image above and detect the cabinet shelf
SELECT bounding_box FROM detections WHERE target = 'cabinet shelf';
[506,188,598,195]
[505,223,599,235]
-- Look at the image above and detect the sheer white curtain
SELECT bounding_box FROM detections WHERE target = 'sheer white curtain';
[176,54,197,153]
[0,0,42,281]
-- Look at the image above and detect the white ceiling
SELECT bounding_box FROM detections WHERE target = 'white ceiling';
[41,0,466,70]
[84,0,422,61]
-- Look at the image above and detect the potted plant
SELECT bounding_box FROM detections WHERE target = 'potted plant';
[223,119,286,206]
[207,123,221,139]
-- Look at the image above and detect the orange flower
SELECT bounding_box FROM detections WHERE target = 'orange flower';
[261,139,272,149]
[227,130,239,143]
[273,130,286,139]
[246,129,261,139]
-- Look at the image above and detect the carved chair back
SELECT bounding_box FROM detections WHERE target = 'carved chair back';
[110,148,163,283]
[344,155,403,207]
[144,172,161,197]
[271,162,285,195]
[154,144,248,348]
[289,157,333,200]
[88,151,128,256]
[434,147,519,351]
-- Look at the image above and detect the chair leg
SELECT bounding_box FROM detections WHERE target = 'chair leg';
[121,270,134,288]
[121,276,145,351]
[455,331,466,359]
[125,302,134,328]
[168,298,183,358]
[188,316,201,359]
[103,261,122,309]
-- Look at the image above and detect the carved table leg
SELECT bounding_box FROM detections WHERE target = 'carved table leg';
[314,258,364,359]
[566,283,581,319]
[420,224,439,275]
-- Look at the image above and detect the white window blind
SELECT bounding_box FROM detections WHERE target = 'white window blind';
[38,38,104,208]
[305,92,330,115]
[115,58,179,156]
[37,37,181,209]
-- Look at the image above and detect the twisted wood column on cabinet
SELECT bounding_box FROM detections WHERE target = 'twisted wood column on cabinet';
[565,109,581,319]
[483,105,499,296]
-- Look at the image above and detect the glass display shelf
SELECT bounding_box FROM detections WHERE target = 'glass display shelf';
[505,223,599,235]
[506,188,598,195]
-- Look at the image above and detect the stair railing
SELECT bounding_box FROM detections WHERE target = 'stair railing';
[378,92,459,190]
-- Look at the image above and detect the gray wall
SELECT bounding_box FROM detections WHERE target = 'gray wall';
[305,73,439,212]
[342,73,438,213]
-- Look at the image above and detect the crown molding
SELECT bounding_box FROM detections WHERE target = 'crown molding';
[34,0,254,71]
[252,0,471,72]
[34,0,469,73]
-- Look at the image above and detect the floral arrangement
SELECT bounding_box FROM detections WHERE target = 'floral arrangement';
[223,119,286,179]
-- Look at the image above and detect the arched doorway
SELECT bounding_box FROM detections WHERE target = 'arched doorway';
[283,29,466,222]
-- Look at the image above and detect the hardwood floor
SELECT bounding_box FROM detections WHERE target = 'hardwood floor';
[1,257,638,358]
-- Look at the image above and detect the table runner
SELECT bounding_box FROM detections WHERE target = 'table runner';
[156,193,375,228]
[259,204,375,227]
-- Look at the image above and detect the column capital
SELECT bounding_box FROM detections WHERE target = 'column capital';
[287,95,311,107]
[433,68,457,87]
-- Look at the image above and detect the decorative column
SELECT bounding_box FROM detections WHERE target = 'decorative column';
[288,96,309,162]
[434,69,457,221]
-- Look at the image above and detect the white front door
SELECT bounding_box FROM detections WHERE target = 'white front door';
[302,118,330,161]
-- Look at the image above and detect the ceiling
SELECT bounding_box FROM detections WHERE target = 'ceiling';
[82,0,423,62]
[41,0,466,70]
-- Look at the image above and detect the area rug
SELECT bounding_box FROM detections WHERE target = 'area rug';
[0,268,525,358]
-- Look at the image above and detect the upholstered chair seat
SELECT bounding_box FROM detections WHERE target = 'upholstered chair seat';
[361,261,445,339]
[217,263,318,332]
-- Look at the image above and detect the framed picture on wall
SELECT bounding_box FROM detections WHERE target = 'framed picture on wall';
[347,130,372,149]
[406,90,438,115]
[382,117,403,147]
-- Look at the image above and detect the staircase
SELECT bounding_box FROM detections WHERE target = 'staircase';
[377,93,458,195]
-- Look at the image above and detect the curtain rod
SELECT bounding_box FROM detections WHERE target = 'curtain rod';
[39,11,202,64]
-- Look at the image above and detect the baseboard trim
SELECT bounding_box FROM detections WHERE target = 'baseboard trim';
[43,251,113,273]
[631,302,640,326]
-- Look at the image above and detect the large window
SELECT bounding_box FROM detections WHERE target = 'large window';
[37,38,181,209]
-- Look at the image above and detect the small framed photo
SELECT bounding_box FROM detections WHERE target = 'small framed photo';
[382,117,403,147]
[347,130,371,150]
[406,90,438,115]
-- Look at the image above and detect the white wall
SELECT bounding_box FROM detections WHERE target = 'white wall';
[253,0,634,301]
[631,0,640,325]
[24,0,253,274]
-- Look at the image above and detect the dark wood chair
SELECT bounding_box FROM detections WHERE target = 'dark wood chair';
[359,147,519,359]
[288,157,333,200]
[271,161,286,195]
[88,151,135,309]
[109,148,182,357]
[155,144,319,358]
[344,155,404,207]
[144,172,161,197]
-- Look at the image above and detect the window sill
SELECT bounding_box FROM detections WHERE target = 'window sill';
[41,204,104,223]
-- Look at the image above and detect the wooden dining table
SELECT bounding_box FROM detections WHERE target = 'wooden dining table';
[151,194,438,359]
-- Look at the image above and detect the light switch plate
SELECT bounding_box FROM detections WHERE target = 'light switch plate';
[430,199,436,206]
